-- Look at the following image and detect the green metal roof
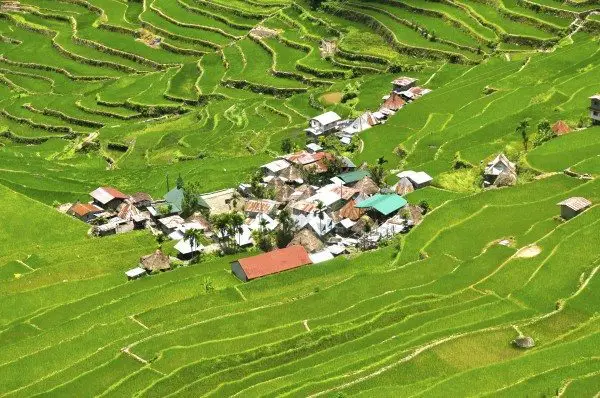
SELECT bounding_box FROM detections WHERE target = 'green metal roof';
[336,170,371,184]
[164,187,208,213]
[355,194,407,216]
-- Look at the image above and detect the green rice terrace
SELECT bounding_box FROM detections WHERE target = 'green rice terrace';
[1,0,600,395]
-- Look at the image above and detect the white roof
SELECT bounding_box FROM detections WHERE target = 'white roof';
[397,170,432,185]
[168,230,184,240]
[306,143,323,152]
[158,215,185,230]
[377,220,405,237]
[174,239,204,255]
[125,267,147,278]
[247,213,279,231]
[309,250,335,264]
[399,90,416,99]
[327,244,346,256]
[262,159,291,173]
[294,212,335,237]
[340,136,352,145]
[90,187,126,205]
[339,218,356,229]
[590,94,600,100]
[307,187,343,208]
[330,176,345,186]
[311,111,341,125]
[216,224,253,246]
[557,197,591,211]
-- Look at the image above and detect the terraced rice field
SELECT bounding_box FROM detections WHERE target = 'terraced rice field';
[0,0,600,396]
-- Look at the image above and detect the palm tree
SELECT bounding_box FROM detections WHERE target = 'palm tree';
[211,213,230,251]
[276,209,295,248]
[315,200,325,236]
[516,119,530,151]
[228,212,244,249]
[182,228,202,262]
[230,191,241,211]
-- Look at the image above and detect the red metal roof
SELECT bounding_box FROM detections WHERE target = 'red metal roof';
[236,246,312,280]
[244,199,279,214]
[69,203,103,217]
[382,92,406,111]
[102,187,129,200]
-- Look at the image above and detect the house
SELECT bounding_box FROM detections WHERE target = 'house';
[397,170,433,189]
[338,199,366,221]
[381,92,406,111]
[306,143,323,153]
[305,111,342,138]
[168,221,207,240]
[284,150,336,174]
[163,187,209,214]
[392,76,418,92]
[341,111,378,136]
[247,213,279,232]
[551,120,571,136]
[93,222,118,237]
[216,224,254,247]
[353,176,380,196]
[125,267,147,281]
[288,227,325,253]
[356,194,408,218]
[295,211,336,238]
[90,187,129,210]
[174,239,204,260]
[289,200,317,215]
[484,154,517,187]
[261,159,291,177]
[201,188,239,215]
[306,184,359,209]
[408,86,431,98]
[231,245,312,282]
[394,177,415,196]
[139,249,171,273]
[67,203,103,222]
[590,94,600,124]
[158,215,185,235]
[557,197,591,220]
[244,199,280,217]
[131,192,152,209]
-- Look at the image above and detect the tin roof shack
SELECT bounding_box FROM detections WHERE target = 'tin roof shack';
[231,245,312,282]
[392,76,417,92]
[261,159,292,177]
[381,92,406,112]
[590,94,600,124]
[131,192,152,209]
[158,215,185,235]
[333,170,371,186]
[356,194,408,219]
[484,154,517,187]
[68,203,103,223]
[125,267,147,281]
[396,171,433,189]
[140,250,171,273]
[90,187,129,211]
[174,239,204,260]
[557,197,591,220]
[244,199,280,218]
[306,111,341,139]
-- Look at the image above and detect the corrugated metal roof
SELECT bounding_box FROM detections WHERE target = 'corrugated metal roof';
[311,111,341,125]
[235,246,312,280]
[356,194,408,216]
[337,170,371,184]
[90,187,129,205]
[557,197,591,211]
[69,203,103,217]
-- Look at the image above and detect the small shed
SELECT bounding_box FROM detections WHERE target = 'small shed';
[397,170,433,189]
[174,239,204,260]
[557,197,591,220]
[67,202,103,222]
[140,249,171,273]
[125,267,147,281]
[512,336,535,349]
[392,76,417,92]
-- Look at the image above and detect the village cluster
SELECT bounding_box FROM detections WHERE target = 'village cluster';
[62,83,597,283]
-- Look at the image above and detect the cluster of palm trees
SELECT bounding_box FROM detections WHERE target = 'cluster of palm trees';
[210,212,245,253]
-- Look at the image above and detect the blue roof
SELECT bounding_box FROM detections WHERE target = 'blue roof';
[355,194,407,216]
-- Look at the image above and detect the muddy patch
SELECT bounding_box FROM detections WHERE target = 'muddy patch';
[515,244,541,258]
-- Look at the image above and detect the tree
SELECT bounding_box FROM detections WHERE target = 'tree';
[250,171,267,198]
[276,209,295,248]
[228,212,244,249]
[211,213,231,251]
[315,200,325,236]
[419,200,430,215]
[183,228,202,263]
[252,218,273,252]
[308,0,324,10]
[176,174,184,189]
[181,182,204,218]
[516,119,530,152]
[533,119,555,148]
[281,138,293,154]
[230,190,241,211]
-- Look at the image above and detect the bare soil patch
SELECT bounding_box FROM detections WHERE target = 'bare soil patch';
[321,92,342,105]
[515,244,541,258]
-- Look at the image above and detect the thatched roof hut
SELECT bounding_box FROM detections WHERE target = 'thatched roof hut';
[493,170,517,187]
[354,176,380,196]
[350,215,375,236]
[395,177,414,196]
[140,249,171,272]
[512,336,535,349]
[287,227,325,253]
[272,180,296,203]
[339,199,366,221]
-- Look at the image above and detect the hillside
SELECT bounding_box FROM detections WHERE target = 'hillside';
[0,0,599,396]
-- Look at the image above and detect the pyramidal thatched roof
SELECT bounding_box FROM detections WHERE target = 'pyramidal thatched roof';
[140,249,171,272]
[354,176,379,196]
[395,177,414,196]
[287,227,325,253]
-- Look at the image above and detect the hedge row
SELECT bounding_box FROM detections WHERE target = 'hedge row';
[177,0,254,31]
[323,3,473,64]
[124,100,188,117]
[107,141,129,152]
[336,48,389,66]
[355,3,482,54]
[159,40,207,57]
[149,3,239,40]
[0,12,54,37]
[516,0,579,19]
[0,130,52,144]
[290,3,339,38]
[329,57,383,77]
[0,33,22,45]
[583,18,600,33]
[221,78,307,98]
[23,103,104,128]
[188,0,268,20]
[0,109,80,135]
[470,0,567,34]
[376,0,493,45]
[75,100,141,120]
[249,35,331,87]
[0,56,115,81]
[0,67,55,87]
[0,74,29,93]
